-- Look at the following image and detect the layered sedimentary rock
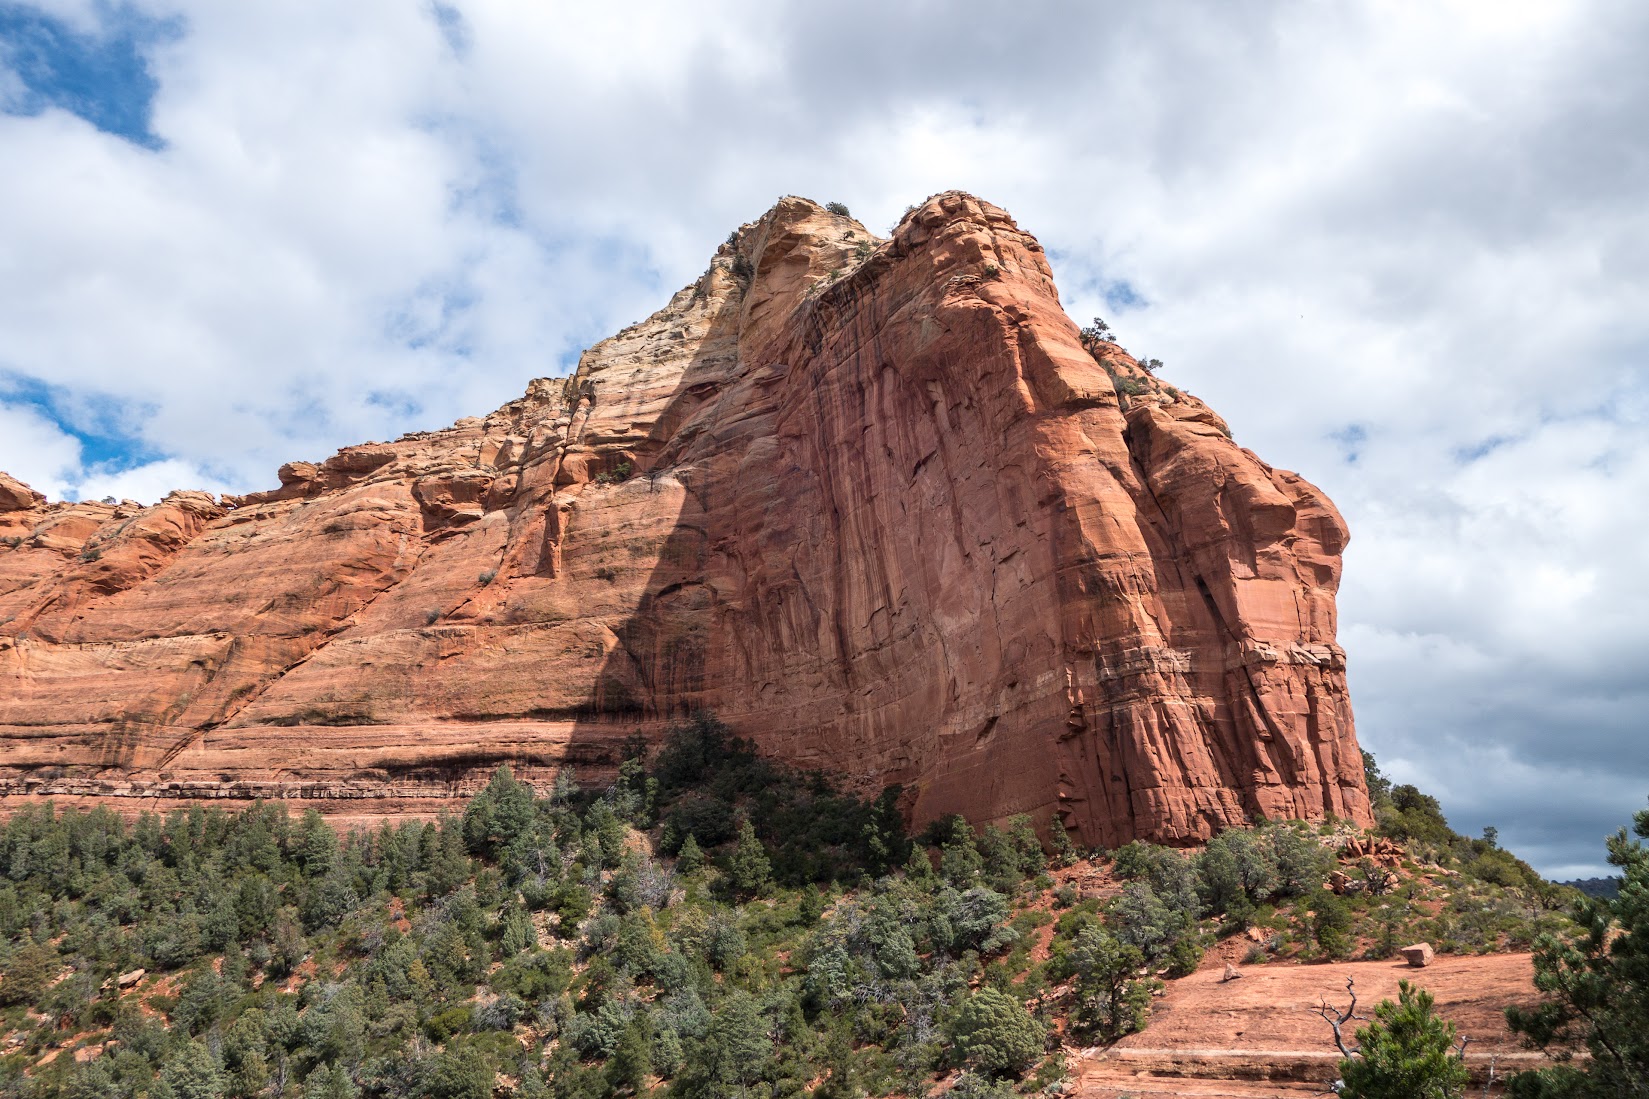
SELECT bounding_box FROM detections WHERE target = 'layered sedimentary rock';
[0,193,1371,845]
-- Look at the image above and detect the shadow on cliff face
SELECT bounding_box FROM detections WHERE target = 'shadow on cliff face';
[548,193,1372,846]
[553,267,751,783]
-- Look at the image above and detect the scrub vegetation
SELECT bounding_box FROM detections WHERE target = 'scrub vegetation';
[0,726,1608,1098]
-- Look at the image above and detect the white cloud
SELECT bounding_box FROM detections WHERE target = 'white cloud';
[1,0,1645,874]
[0,403,82,499]
[75,457,233,504]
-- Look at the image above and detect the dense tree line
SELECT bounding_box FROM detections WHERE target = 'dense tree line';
[0,728,1605,1098]
[0,715,1092,1097]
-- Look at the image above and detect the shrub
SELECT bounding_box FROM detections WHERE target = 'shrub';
[1310,892,1354,960]
[474,992,527,1030]
[950,987,1046,1077]
[1338,980,1471,1099]
[653,712,739,792]
[949,1071,1017,1099]
[423,1044,495,1099]
[1108,881,1191,964]
[0,940,56,1006]
[1112,841,1200,912]
[825,201,851,217]
[1197,828,1280,915]
[1379,785,1454,850]
[933,885,1017,956]
[593,461,633,486]
[978,815,1043,892]
[1270,824,1333,897]
[1164,934,1206,978]
[663,795,734,852]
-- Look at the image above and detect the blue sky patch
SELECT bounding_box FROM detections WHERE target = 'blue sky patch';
[1330,422,1367,465]
[428,2,468,56]
[0,371,158,470]
[1452,433,1515,464]
[0,2,180,149]
[1103,279,1146,311]
[366,389,423,420]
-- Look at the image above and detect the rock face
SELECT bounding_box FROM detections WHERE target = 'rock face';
[0,192,1372,845]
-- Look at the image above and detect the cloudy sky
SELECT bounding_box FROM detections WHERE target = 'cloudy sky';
[2,0,1644,876]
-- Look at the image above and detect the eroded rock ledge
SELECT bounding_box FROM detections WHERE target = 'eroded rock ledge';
[0,193,1372,845]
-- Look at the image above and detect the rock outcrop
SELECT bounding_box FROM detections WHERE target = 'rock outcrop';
[0,192,1372,845]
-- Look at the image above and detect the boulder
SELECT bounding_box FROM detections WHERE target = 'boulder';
[1402,943,1435,968]
[0,473,44,513]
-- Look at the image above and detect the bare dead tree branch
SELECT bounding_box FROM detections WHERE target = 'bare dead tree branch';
[1313,976,1365,1060]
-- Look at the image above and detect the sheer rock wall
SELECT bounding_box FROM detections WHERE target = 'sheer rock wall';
[0,193,1371,844]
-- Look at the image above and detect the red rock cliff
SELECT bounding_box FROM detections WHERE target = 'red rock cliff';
[0,193,1372,844]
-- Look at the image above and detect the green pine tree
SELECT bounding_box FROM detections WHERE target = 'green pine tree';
[936,815,984,887]
[726,819,772,899]
[949,987,1046,1078]
[812,1025,861,1098]
[1336,980,1470,1099]
[500,901,537,956]
[298,809,337,876]
[607,1013,654,1093]
[675,832,705,874]
[153,1038,226,1099]
[903,844,937,888]
[675,991,770,1096]
[1507,798,1649,1097]
[1069,926,1158,1043]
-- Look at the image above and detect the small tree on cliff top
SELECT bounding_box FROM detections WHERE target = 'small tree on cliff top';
[1079,317,1116,354]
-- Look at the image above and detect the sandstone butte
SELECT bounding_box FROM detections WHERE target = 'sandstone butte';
[0,193,1373,846]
